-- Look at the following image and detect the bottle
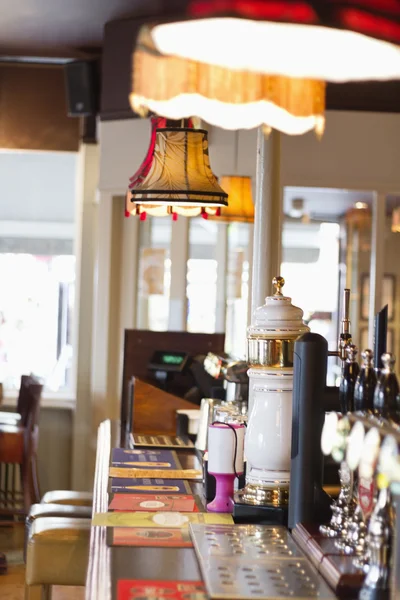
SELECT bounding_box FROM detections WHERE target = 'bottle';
[339,344,360,414]
[373,353,399,420]
[354,349,377,413]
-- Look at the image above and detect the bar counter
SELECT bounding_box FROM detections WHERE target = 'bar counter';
[85,420,204,600]
[85,420,353,600]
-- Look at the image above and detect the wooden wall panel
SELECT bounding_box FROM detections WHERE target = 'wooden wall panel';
[121,330,225,430]
[133,378,199,435]
[0,64,80,151]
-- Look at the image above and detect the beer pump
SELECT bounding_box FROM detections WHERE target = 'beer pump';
[233,283,353,524]
[288,288,356,529]
[234,276,310,523]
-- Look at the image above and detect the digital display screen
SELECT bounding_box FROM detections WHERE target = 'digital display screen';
[148,350,189,372]
[161,354,185,365]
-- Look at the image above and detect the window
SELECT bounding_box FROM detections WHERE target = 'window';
[136,217,172,331]
[0,253,75,391]
[187,258,218,333]
[187,219,219,333]
[225,222,251,358]
[0,150,77,394]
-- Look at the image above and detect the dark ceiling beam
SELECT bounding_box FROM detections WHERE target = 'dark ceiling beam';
[326,80,400,113]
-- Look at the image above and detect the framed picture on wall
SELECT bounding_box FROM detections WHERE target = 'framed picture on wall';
[360,273,395,321]
[359,327,394,353]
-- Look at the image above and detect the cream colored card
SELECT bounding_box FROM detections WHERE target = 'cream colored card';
[92,511,233,528]
[109,467,202,480]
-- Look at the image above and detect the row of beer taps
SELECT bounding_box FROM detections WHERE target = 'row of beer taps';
[320,289,400,598]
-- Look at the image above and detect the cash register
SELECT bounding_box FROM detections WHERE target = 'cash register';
[147,349,191,389]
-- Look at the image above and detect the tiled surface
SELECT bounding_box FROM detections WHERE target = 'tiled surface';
[0,523,85,600]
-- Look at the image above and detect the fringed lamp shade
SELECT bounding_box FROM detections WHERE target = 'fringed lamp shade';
[215,176,254,222]
[392,207,400,233]
[345,204,371,228]
[125,117,194,217]
[130,26,325,136]
[125,116,166,217]
[129,116,166,186]
[128,128,228,219]
[152,1,400,82]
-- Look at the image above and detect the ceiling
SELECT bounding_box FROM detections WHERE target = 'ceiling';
[0,0,161,58]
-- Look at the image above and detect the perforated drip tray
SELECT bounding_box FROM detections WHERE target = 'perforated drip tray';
[189,524,336,600]
[190,524,302,560]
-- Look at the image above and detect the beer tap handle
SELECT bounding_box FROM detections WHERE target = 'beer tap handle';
[343,288,350,335]
[339,288,352,361]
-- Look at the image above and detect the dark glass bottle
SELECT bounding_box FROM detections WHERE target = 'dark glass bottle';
[373,353,399,420]
[339,344,360,414]
[354,349,377,413]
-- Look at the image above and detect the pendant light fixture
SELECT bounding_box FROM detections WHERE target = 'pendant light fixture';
[128,125,228,220]
[211,132,254,223]
[392,207,400,233]
[152,1,400,83]
[125,116,167,217]
[217,176,254,222]
[130,25,325,136]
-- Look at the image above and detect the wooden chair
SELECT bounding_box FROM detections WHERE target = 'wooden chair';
[0,376,43,517]
[0,374,35,426]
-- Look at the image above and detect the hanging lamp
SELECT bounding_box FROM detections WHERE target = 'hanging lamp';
[392,207,400,233]
[345,203,372,228]
[125,116,167,217]
[125,117,196,218]
[216,176,254,222]
[210,133,254,222]
[151,1,400,83]
[128,116,167,187]
[130,25,325,136]
[128,126,228,219]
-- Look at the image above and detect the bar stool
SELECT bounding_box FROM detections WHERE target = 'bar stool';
[25,516,91,600]
[25,503,92,561]
[41,490,93,507]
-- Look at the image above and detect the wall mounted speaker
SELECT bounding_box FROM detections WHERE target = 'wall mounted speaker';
[64,61,98,117]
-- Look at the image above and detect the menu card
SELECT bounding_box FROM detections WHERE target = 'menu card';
[117,579,206,599]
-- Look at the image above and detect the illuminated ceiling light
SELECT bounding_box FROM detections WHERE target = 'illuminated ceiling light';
[288,197,305,219]
[152,2,400,83]
[125,116,167,217]
[130,26,325,136]
[392,207,400,233]
[345,203,371,227]
[128,127,228,220]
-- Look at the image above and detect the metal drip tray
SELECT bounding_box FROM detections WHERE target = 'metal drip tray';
[189,525,335,600]
[190,524,302,560]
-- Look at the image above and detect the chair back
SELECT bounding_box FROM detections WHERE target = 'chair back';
[18,376,43,429]
[16,374,33,415]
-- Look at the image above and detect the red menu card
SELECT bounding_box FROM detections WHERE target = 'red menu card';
[118,579,206,600]
[109,494,197,513]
